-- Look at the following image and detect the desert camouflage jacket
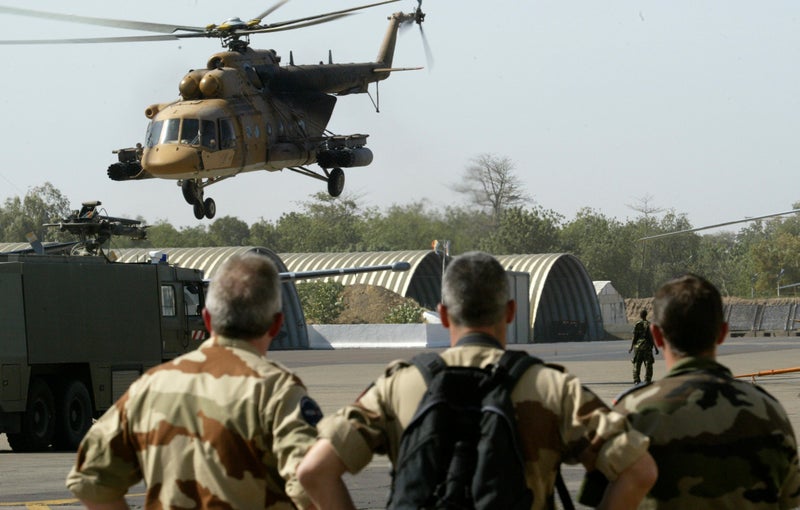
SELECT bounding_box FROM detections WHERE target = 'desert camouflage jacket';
[66,335,321,509]
[318,333,651,510]
[614,356,800,509]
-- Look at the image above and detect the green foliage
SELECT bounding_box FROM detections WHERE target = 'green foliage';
[0,182,73,242]
[384,301,424,324]
[296,280,345,324]
[479,205,563,255]
[6,181,800,300]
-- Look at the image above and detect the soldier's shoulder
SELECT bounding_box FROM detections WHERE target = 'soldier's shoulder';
[612,381,653,406]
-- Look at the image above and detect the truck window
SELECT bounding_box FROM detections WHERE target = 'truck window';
[161,285,176,317]
[184,284,201,316]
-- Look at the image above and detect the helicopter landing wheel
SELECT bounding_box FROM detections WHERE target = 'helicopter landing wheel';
[327,168,345,197]
[204,198,216,219]
[193,201,205,220]
[182,180,200,205]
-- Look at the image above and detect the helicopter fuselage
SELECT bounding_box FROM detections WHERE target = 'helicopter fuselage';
[106,10,417,219]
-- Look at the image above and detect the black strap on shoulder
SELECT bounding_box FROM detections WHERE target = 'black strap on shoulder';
[410,352,447,387]
[496,350,575,510]
[496,349,543,383]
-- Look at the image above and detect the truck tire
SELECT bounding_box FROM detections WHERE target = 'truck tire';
[55,380,93,451]
[7,378,56,452]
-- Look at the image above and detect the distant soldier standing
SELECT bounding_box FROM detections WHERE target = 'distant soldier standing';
[629,309,658,384]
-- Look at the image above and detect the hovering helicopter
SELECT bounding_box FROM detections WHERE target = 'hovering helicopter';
[0,0,429,219]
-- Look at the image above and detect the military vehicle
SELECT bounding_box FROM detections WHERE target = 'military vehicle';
[0,202,410,452]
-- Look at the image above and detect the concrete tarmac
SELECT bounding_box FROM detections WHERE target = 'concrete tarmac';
[1,336,798,509]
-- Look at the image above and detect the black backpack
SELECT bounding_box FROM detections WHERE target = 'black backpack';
[387,349,574,510]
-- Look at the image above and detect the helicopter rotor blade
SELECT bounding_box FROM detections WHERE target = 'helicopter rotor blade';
[250,0,399,31]
[418,24,434,69]
[0,33,211,45]
[251,0,292,25]
[0,5,206,34]
[244,13,353,35]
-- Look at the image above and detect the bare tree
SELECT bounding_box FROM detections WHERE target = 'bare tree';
[452,154,530,219]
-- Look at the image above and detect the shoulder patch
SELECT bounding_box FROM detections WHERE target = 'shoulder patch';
[612,381,652,405]
[299,396,323,426]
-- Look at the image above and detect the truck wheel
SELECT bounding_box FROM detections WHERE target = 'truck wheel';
[55,380,93,451]
[7,378,55,452]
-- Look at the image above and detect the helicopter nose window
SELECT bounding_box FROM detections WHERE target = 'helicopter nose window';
[181,118,200,145]
[201,120,217,150]
[161,118,181,144]
[145,120,163,148]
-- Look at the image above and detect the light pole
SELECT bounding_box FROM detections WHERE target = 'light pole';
[777,268,785,297]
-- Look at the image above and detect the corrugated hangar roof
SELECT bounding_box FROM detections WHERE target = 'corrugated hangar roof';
[2,244,604,343]
[497,254,603,342]
[280,251,445,310]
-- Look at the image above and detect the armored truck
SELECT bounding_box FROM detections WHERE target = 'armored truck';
[0,253,206,452]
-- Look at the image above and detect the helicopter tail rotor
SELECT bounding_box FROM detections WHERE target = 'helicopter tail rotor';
[400,0,433,69]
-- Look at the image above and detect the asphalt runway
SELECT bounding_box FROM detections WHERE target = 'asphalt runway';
[1,336,798,509]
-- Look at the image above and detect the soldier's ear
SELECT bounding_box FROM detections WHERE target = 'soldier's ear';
[716,322,729,346]
[650,323,665,348]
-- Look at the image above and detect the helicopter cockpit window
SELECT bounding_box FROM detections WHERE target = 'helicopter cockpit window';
[219,118,236,149]
[181,118,200,145]
[145,120,163,148]
[161,118,181,144]
[201,120,217,149]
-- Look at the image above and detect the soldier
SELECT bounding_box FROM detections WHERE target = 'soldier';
[297,251,657,510]
[629,308,658,383]
[614,273,800,509]
[66,253,336,509]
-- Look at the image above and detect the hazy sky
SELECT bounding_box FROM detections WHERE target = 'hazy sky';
[1,1,798,234]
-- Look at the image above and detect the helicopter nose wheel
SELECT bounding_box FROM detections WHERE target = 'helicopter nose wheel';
[182,180,216,220]
[327,168,345,197]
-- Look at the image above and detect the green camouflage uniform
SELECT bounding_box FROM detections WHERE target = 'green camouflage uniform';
[631,319,656,383]
[66,335,321,509]
[613,356,800,509]
[318,334,651,510]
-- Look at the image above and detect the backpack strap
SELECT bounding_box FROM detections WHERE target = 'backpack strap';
[496,349,543,387]
[410,352,448,387]
[496,350,575,510]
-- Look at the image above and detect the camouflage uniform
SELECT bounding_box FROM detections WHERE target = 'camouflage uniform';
[613,356,800,509]
[631,319,656,383]
[66,335,321,509]
[318,334,651,510]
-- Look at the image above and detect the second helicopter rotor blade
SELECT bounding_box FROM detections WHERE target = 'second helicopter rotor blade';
[0,5,206,34]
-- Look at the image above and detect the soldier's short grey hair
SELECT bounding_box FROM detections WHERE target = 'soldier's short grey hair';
[205,253,282,340]
[440,251,508,327]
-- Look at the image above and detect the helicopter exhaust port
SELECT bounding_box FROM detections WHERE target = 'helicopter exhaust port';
[316,148,373,169]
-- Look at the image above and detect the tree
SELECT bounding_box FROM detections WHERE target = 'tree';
[360,201,446,251]
[0,183,73,243]
[249,218,279,248]
[479,206,562,255]
[209,216,250,246]
[274,192,365,252]
[452,154,530,220]
[560,208,638,296]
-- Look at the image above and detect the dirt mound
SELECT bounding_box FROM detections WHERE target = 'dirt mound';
[335,284,421,324]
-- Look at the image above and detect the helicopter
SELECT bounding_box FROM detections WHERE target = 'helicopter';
[0,0,429,220]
